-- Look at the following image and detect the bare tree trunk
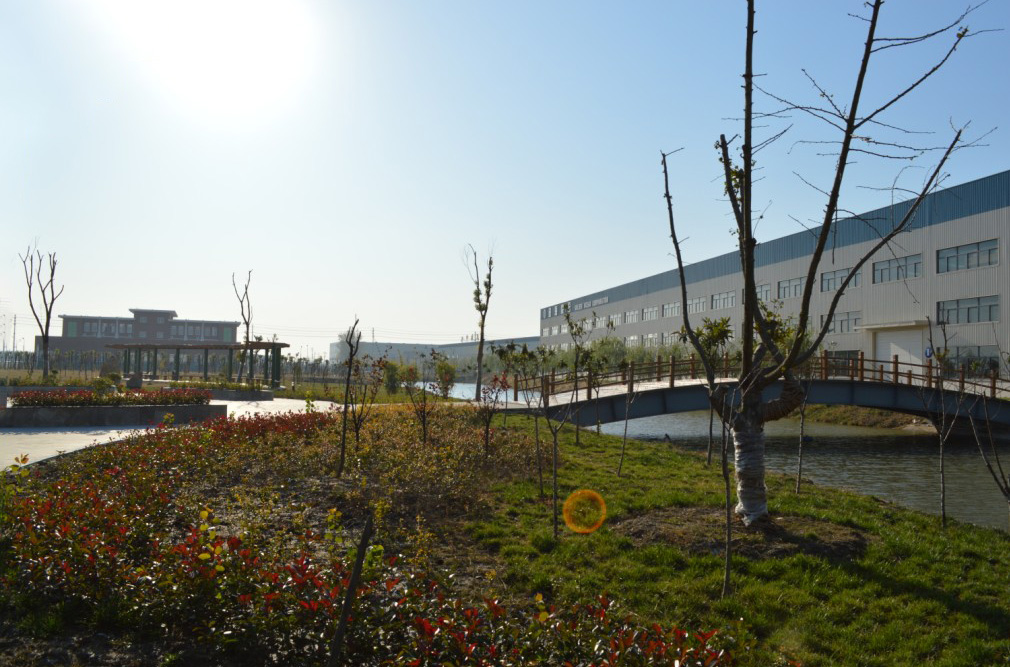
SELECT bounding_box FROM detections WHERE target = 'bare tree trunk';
[731,398,767,525]
[327,512,374,667]
[707,406,715,467]
[721,406,732,599]
[534,414,544,498]
[618,405,630,478]
[617,386,636,477]
[939,422,947,528]
[337,321,360,478]
[552,430,560,540]
[796,401,807,493]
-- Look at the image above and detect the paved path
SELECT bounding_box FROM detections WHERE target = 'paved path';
[0,398,314,466]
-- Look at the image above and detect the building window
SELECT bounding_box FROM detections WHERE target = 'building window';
[138,316,148,324]
[542,327,550,337]
[820,268,859,292]
[643,306,659,321]
[777,277,804,299]
[156,331,164,339]
[625,335,640,347]
[609,313,622,328]
[756,284,771,303]
[937,295,999,324]
[662,302,681,318]
[820,310,862,334]
[644,333,659,348]
[139,331,147,338]
[711,290,736,310]
[872,254,921,283]
[560,323,569,335]
[625,310,639,324]
[948,345,1001,374]
[661,331,679,346]
[551,325,559,336]
[686,296,707,314]
[937,239,998,273]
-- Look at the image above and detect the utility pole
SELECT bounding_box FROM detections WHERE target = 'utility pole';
[12,314,16,352]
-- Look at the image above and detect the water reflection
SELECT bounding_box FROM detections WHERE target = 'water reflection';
[600,412,1010,532]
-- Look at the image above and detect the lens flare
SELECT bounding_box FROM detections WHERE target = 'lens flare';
[562,489,606,534]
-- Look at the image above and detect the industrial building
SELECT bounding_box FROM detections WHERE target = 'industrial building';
[539,170,1009,372]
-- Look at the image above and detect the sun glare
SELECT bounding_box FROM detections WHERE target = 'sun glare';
[83,0,319,129]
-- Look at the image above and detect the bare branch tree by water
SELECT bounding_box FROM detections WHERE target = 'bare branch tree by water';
[663,0,978,526]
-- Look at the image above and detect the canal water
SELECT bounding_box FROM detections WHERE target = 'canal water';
[451,382,1010,530]
[599,412,1010,532]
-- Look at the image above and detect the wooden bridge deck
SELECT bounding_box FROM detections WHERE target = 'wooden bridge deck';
[504,353,1010,429]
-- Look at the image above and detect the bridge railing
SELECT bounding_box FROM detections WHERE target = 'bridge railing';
[510,350,1008,405]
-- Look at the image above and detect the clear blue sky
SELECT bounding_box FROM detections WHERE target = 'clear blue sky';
[2,1,1007,357]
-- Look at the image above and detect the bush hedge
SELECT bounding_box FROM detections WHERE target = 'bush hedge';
[9,388,211,407]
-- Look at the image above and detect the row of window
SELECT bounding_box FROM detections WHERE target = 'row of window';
[542,239,1000,333]
[543,294,999,343]
[79,321,134,337]
[820,310,862,334]
[169,324,221,338]
[937,295,999,325]
[772,239,997,298]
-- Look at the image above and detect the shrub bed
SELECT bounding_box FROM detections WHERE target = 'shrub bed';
[10,388,211,407]
[0,409,731,665]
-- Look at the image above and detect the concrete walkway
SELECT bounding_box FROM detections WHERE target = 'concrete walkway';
[0,398,316,467]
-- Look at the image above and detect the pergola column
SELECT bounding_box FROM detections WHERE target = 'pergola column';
[152,348,158,379]
[174,349,181,380]
[227,349,234,382]
[204,348,210,380]
[263,347,270,383]
[271,345,281,388]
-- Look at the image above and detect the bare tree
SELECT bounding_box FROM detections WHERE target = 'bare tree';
[921,316,967,528]
[664,0,979,525]
[465,244,493,400]
[232,271,253,383]
[616,370,638,478]
[20,244,65,378]
[347,353,385,445]
[337,319,360,478]
[509,343,552,499]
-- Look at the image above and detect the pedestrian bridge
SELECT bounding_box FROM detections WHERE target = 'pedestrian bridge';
[510,353,1010,431]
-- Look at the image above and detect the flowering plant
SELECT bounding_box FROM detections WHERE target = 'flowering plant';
[10,388,211,407]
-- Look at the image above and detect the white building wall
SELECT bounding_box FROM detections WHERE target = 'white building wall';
[540,173,1009,369]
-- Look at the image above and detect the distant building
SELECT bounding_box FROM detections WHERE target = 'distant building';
[36,308,239,369]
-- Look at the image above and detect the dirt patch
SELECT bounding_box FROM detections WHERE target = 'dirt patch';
[613,506,873,561]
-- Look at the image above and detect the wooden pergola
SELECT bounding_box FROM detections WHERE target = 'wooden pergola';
[105,341,290,388]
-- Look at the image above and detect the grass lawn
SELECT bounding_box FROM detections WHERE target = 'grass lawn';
[456,418,1010,666]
